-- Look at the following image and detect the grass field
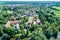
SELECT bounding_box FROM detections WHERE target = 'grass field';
[50,9,60,16]
[52,6,60,10]
[49,6,60,17]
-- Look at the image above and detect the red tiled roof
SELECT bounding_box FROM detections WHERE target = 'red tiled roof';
[36,19,40,24]
[5,20,21,28]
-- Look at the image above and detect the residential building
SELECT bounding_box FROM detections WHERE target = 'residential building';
[4,20,21,30]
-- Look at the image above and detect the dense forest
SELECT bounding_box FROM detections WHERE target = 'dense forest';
[0,1,60,40]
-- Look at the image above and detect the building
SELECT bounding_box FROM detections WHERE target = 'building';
[36,18,40,24]
[33,18,42,25]
[4,20,21,30]
[33,20,36,24]
[36,18,42,25]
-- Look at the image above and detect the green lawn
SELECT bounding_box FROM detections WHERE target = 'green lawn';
[52,6,60,10]
[51,9,60,16]
[49,8,60,17]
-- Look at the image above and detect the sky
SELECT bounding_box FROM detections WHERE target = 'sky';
[0,0,60,1]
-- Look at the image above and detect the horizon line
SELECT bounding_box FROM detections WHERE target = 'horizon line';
[0,0,60,2]
[0,1,60,2]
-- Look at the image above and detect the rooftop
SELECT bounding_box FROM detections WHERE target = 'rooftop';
[5,20,21,28]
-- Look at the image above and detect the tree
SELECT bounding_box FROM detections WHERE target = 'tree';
[1,34,10,40]
[30,27,47,40]
[52,28,58,38]
[43,29,51,40]
[5,27,16,37]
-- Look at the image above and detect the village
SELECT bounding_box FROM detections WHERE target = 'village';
[0,1,60,40]
[4,6,42,32]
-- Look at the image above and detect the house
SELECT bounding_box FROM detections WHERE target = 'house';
[30,12,38,17]
[36,18,42,25]
[36,18,40,24]
[33,20,36,24]
[14,22,20,30]
[4,20,21,30]
[33,18,42,25]
[25,10,32,16]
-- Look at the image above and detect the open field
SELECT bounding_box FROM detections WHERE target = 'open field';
[52,6,60,10]
[49,6,60,17]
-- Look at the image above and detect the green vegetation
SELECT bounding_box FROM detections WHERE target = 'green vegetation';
[49,6,60,16]
[0,2,60,40]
